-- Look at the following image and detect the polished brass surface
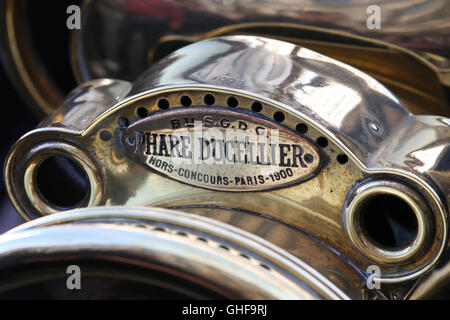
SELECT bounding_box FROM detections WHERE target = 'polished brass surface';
[78,0,450,80]
[0,207,355,299]
[3,0,449,117]
[5,36,448,294]
[174,206,366,299]
[1,1,449,299]
[148,23,450,117]
[74,0,450,117]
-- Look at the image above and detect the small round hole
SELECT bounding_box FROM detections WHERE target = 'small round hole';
[304,154,314,163]
[273,111,285,122]
[197,237,208,242]
[154,227,166,232]
[337,154,348,165]
[227,97,239,108]
[137,107,148,118]
[251,101,262,112]
[176,231,187,237]
[259,264,271,270]
[204,94,215,105]
[118,117,129,128]
[295,123,308,134]
[35,156,88,209]
[180,95,192,107]
[99,130,112,141]
[158,99,169,110]
[358,194,419,250]
[239,253,250,259]
[219,245,229,251]
[317,137,328,148]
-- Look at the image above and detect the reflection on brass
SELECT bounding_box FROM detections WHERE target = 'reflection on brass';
[0,207,358,299]
[148,23,450,117]
[74,0,450,118]
[77,0,450,82]
[4,36,449,300]
[411,261,450,299]
[2,1,449,117]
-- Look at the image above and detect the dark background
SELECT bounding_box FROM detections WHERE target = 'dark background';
[0,1,79,232]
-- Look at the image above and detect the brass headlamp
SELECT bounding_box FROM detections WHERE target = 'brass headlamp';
[0,0,449,300]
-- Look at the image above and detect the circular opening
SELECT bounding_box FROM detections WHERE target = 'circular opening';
[158,99,169,110]
[227,97,239,108]
[35,156,89,209]
[180,96,192,107]
[251,101,262,112]
[295,123,308,134]
[317,137,328,148]
[99,130,112,141]
[204,94,215,105]
[273,111,285,122]
[137,107,148,118]
[337,154,348,165]
[358,194,419,250]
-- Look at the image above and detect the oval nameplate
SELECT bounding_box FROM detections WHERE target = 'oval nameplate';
[122,107,321,191]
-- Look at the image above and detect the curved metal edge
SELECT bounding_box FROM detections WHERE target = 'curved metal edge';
[2,206,353,300]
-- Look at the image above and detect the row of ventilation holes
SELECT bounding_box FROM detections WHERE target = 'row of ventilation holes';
[136,224,272,271]
[118,94,349,165]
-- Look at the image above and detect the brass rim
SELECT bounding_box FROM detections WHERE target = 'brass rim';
[344,180,431,265]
